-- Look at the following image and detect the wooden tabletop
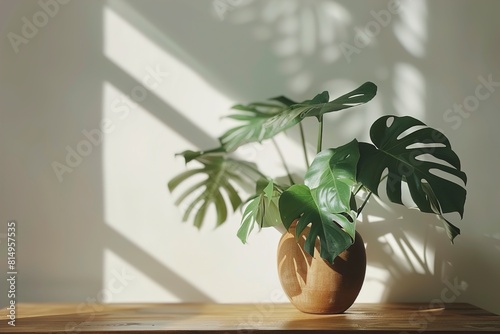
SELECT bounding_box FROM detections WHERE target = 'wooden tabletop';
[1,302,499,333]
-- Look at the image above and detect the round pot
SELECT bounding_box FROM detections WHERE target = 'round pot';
[277,223,366,314]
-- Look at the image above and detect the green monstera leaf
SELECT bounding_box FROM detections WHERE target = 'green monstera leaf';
[219,82,377,151]
[279,185,355,263]
[279,141,360,263]
[168,151,263,229]
[305,140,360,217]
[357,115,467,241]
[295,81,377,120]
[219,99,303,152]
[237,179,284,244]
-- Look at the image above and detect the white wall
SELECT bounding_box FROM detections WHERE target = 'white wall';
[1,0,499,314]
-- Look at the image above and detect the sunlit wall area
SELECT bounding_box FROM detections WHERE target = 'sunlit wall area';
[100,2,295,303]
[1,0,499,314]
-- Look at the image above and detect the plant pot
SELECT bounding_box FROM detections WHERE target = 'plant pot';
[277,222,366,314]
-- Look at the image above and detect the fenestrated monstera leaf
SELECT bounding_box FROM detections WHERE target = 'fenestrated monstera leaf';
[219,82,377,151]
[279,141,360,263]
[357,115,467,241]
[279,184,355,263]
[237,179,284,243]
[168,151,263,229]
[219,100,303,151]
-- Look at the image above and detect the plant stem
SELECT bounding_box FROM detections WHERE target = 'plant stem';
[272,138,294,185]
[357,191,372,217]
[354,183,364,196]
[316,115,324,153]
[298,122,310,168]
[354,174,387,216]
[379,174,389,183]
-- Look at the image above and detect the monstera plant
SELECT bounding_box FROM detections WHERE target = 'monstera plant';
[169,82,466,263]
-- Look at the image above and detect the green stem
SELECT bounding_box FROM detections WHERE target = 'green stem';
[357,191,373,217]
[299,122,310,168]
[354,183,364,196]
[354,174,387,216]
[272,139,294,185]
[316,115,324,153]
[354,174,388,196]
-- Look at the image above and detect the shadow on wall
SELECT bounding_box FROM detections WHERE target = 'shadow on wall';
[357,198,468,305]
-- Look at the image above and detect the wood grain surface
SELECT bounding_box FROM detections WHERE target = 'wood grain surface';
[1,302,499,333]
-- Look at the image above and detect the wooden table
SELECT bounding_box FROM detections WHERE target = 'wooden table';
[1,303,499,333]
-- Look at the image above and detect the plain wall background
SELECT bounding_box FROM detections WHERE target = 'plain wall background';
[1,0,499,314]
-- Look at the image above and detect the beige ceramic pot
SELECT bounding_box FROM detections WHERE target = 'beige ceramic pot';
[277,222,366,314]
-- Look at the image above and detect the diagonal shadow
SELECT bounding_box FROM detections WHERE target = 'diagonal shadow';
[100,56,219,150]
[107,0,256,101]
[104,223,214,302]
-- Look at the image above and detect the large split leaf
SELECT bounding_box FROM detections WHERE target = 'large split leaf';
[279,184,355,263]
[219,100,303,151]
[278,141,361,262]
[168,151,263,229]
[219,82,377,151]
[237,179,283,243]
[357,115,467,240]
